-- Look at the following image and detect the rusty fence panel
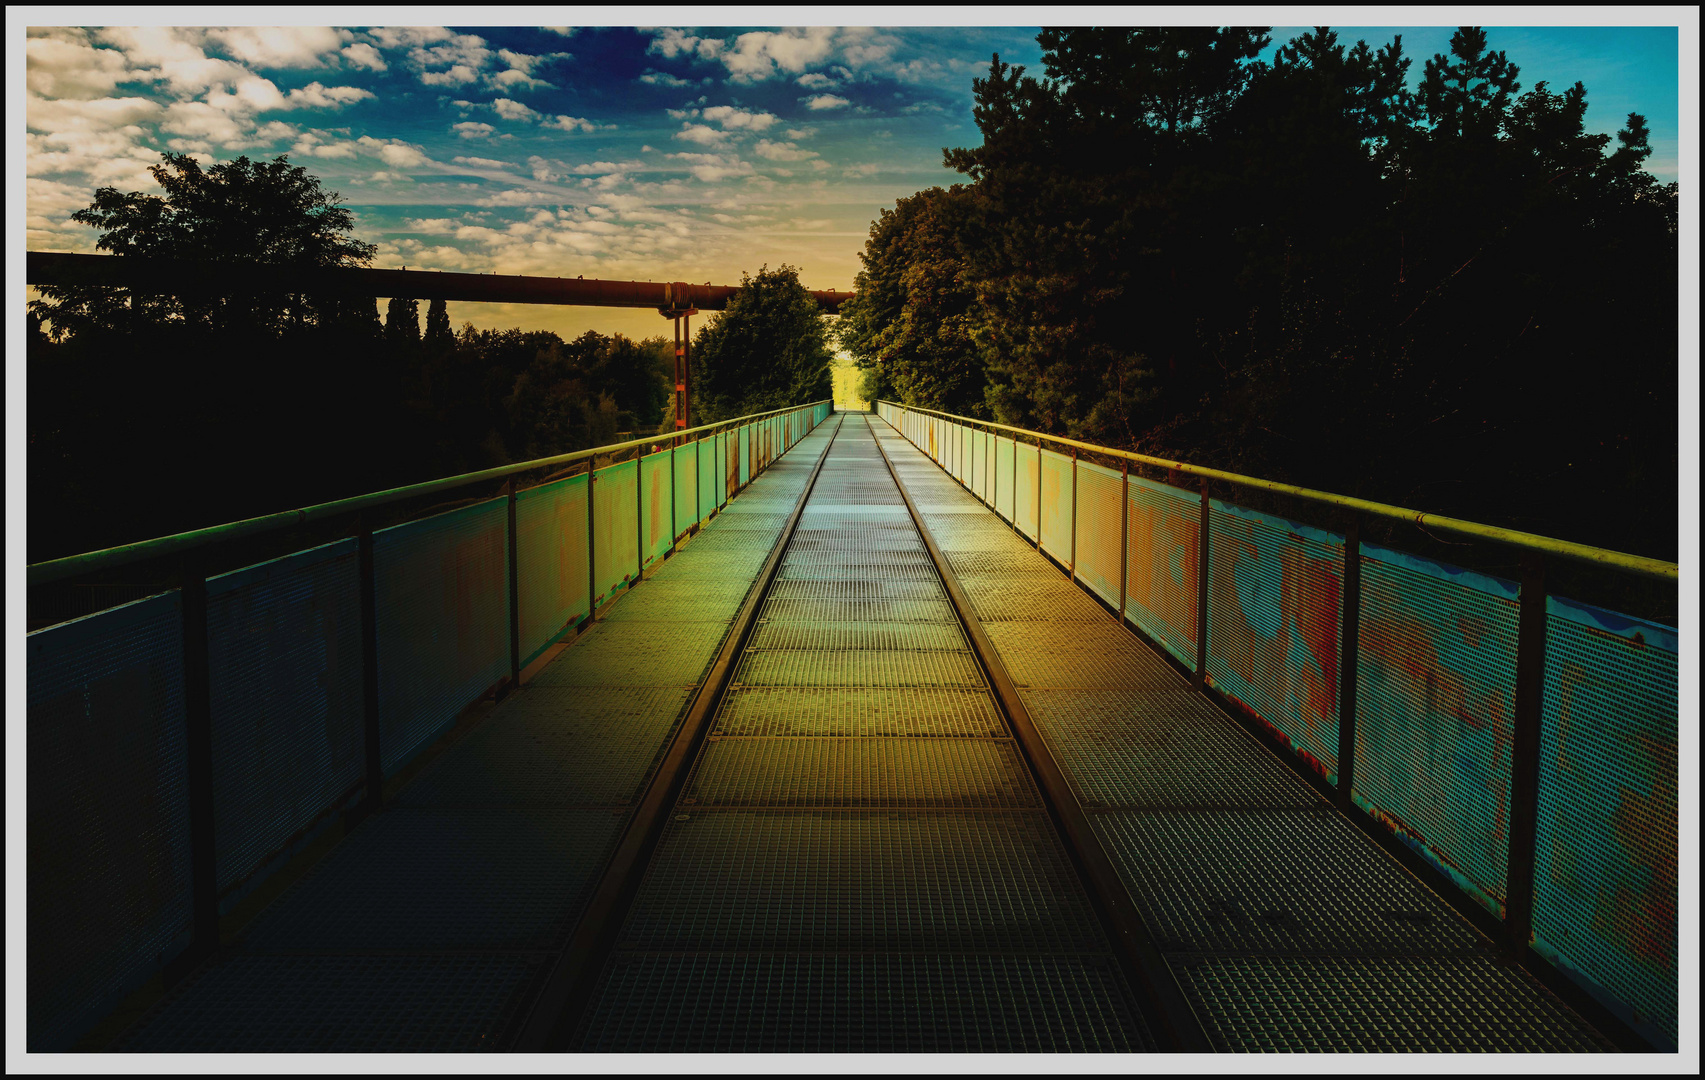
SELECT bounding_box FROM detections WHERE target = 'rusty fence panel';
[1204,500,1344,783]
[1015,441,1041,541]
[515,474,589,666]
[1038,447,1074,564]
[1353,542,1518,919]
[738,425,751,487]
[674,442,698,540]
[1532,595,1678,1050]
[959,423,972,485]
[1124,475,1201,669]
[373,497,509,777]
[994,436,1015,522]
[971,428,986,501]
[639,448,672,571]
[1073,460,1125,608]
[206,540,365,912]
[722,430,735,504]
[27,591,191,1051]
[592,459,639,608]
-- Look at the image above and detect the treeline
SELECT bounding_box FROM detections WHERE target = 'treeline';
[838,27,1678,561]
[26,153,680,562]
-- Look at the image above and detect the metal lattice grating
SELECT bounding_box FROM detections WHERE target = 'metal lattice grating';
[777,560,939,582]
[947,550,1061,577]
[685,736,1041,808]
[713,687,1007,738]
[205,540,365,901]
[115,952,549,1053]
[1091,809,1485,956]
[576,951,1153,1052]
[373,498,509,777]
[1125,475,1201,670]
[1532,595,1678,1048]
[748,622,967,652]
[985,621,1177,690]
[622,809,1106,952]
[1171,952,1613,1052]
[239,808,626,952]
[599,577,753,622]
[591,459,640,605]
[1353,544,1519,916]
[394,686,689,808]
[26,592,191,1052]
[1205,501,1344,781]
[757,597,957,624]
[1073,461,1125,609]
[1022,689,1322,809]
[515,475,589,663]
[733,649,986,688]
[765,578,945,601]
[528,619,727,687]
[955,574,1113,623]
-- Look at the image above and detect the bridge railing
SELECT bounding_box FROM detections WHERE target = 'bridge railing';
[24,398,832,1051]
[877,399,1679,1052]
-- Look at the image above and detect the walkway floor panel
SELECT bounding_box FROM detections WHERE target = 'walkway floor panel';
[115,421,838,1053]
[869,415,1617,1054]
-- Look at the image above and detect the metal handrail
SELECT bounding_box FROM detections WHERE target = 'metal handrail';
[28,399,833,587]
[878,401,1678,582]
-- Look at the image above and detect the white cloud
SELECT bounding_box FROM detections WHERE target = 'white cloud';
[369,170,412,182]
[528,155,558,181]
[453,155,515,169]
[453,121,495,138]
[490,98,538,122]
[283,81,374,109]
[668,151,754,182]
[785,126,817,140]
[674,123,729,146]
[719,28,836,83]
[803,94,851,110]
[94,27,253,98]
[26,33,133,99]
[341,43,387,71]
[701,105,778,131]
[541,27,577,38]
[796,72,837,90]
[472,188,565,207]
[422,65,481,87]
[542,114,605,133]
[640,69,692,88]
[365,27,455,51]
[753,139,818,162]
[357,135,430,167]
[206,27,346,69]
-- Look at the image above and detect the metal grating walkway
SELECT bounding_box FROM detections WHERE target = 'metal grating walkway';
[867,416,1616,1054]
[106,410,1620,1055]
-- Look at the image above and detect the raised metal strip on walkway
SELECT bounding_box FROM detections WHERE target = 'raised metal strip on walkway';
[868,416,1618,1053]
[111,420,840,1053]
[571,414,1157,1053]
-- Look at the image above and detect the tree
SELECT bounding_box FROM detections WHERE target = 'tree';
[423,297,454,353]
[836,186,985,415]
[30,152,376,340]
[385,296,421,359]
[691,265,834,420]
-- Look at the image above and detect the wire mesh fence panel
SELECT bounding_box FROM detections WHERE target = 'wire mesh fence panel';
[739,425,751,487]
[27,592,191,1051]
[697,436,716,524]
[674,442,698,540]
[593,459,640,608]
[1353,543,1518,918]
[516,474,589,666]
[206,540,364,910]
[1073,460,1124,610]
[994,436,1015,522]
[1204,501,1344,783]
[972,428,987,502]
[374,498,509,777]
[1039,449,1074,565]
[1532,596,1678,1051]
[640,448,673,571]
[960,424,973,484]
[1124,475,1200,669]
[719,431,731,508]
[1015,442,1041,542]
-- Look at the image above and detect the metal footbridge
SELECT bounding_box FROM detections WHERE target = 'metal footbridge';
[25,405,1680,1057]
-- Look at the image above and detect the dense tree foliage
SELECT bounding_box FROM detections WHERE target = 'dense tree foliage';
[692,264,835,421]
[27,152,677,562]
[846,26,1677,560]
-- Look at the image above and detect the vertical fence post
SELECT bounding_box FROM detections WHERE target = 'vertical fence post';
[670,444,678,548]
[635,448,643,583]
[1194,477,1211,691]
[1506,551,1548,956]
[1035,436,1043,552]
[1336,513,1362,811]
[587,460,598,617]
[1119,458,1130,623]
[505,479,521,693]
[1070,447,1079,576]
[179,551,219,960]
[357,525,383,812]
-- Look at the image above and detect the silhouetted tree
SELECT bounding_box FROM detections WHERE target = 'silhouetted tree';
[692,265,834,421]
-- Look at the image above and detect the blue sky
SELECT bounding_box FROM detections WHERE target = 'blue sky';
[18,16,1687,342]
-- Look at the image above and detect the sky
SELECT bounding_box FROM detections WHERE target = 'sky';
[13,11,1692,344]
